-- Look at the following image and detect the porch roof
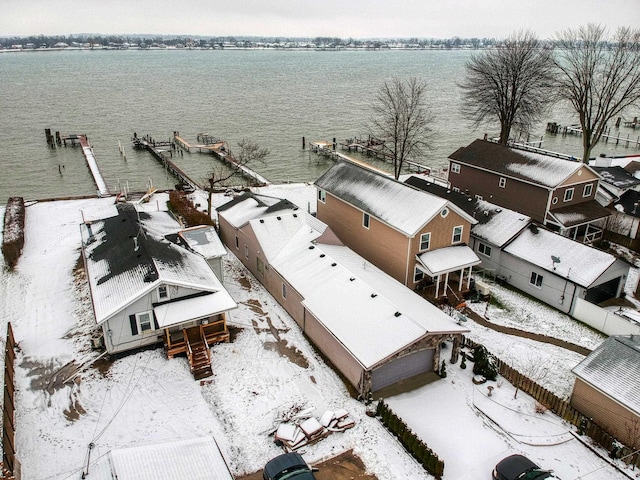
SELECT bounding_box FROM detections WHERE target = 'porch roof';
[416,245,481,277]
[546,200,611,228]
[154,292,237,329]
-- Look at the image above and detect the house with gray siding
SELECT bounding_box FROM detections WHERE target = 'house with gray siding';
[406,176,628,314]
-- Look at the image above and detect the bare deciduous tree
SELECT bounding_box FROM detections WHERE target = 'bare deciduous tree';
[370,77,433,179]
[554,24,640,162]
[459,31,555,144]
[205,139,269,215]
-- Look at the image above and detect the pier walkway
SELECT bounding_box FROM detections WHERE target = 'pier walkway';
[132,135,201,191]
[310,138,433,175]
[173,132,269,186]
[546,123,640,150]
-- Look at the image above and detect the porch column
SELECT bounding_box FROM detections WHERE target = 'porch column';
[467,266,473,289]
[435,275,441,298]
[458,268,464,291]
[573,227,578,240]
[444,271,450,296]
[450,335,461,364]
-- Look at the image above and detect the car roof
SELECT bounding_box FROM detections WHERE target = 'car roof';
[497,454,539,478]
[263,452,310,479]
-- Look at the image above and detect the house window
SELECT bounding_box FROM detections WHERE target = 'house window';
[452,187,460,192]
[235,236,239,249]
[420,232,431,251]
[257,257,264,275]
[137,311,154,332]
[478,243,492,257]
[244,244,249,259]
[583,183,593,197]
[552,197,558,205]
[451,163,460,174]
[318,189,326,203]
[282,283,287,299]
[414,267,424,283]
[441,207,449,218]
[363,212,370,229]
[564,188,574,202]
[530,271,543,288]
[158,285,168,300]
[499,177,506,188]
[452,225,463,243]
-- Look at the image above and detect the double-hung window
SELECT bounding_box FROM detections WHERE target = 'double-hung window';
[420,232,431,251]
[452,225,463,244]
[564,188,574,202]
[530,272,543,288]
[137,311,153,332]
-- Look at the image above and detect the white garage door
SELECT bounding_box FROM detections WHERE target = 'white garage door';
[371,348,435,392]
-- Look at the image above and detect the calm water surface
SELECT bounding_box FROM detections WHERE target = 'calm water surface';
[0,49,637,202]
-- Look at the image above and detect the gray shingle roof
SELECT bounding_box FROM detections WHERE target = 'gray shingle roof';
[82,204,224,324]
[449,139,587,188]
[572,335,640,415]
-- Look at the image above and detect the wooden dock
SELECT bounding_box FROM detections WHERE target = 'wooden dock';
[310,137,433,174]
[172,132,269,186]
[546,123,640,150]
[132,134,201,191]
[48,129,110,196]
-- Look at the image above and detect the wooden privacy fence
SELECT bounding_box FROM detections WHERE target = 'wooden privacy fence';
[3,323,16,476]
[462,336,640,469]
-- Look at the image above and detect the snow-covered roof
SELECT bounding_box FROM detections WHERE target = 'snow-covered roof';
[179,225,227,259]
[91,437,233,480]
[154,292,237,328]
[249,212,467,370]
[471,200,531,247]
[216,192,300,228]
[315,160,476,237]
[572,335,640,416]
[416,245,481,276]
[82,204,232,324]
[503,226,620,288]
[449,139,590,189]
[592,166,640,190]
[614,190,640,218]
[546,200,611,228]
[404,176,531,247]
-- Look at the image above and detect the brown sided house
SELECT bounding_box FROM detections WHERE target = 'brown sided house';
[571,335,640,448]
[314,160,480,299]
[216,193,468,395]
[448,139,610,244]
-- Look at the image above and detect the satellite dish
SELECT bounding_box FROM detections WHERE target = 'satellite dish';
[551,255,561,264]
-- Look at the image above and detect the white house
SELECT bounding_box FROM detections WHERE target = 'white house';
[81,203,237,379]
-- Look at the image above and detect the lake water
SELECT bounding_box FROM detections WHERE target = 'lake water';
[1,48,638,203]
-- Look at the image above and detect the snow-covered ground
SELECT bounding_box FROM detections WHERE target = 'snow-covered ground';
[0,189,635,480]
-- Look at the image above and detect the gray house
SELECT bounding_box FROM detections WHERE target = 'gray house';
[406,176,629,314]
[81,203,237,379]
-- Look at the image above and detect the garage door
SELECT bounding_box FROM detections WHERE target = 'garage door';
[371,349,435,392]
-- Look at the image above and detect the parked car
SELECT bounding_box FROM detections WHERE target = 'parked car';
[492,454,559,480]
[263,452,317,480]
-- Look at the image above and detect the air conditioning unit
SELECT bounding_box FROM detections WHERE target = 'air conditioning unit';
[90,333,104,350]
[475,280,491,296]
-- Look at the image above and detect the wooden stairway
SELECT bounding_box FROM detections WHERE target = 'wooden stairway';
[185,327,213,380]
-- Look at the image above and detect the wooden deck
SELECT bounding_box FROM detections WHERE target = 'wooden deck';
[164,321,230,380]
